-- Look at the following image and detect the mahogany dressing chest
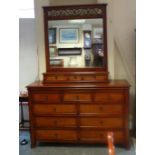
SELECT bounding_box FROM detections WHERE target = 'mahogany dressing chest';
[27,4,130,149]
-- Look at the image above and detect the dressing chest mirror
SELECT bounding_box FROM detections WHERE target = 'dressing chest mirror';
[27,4,130,149]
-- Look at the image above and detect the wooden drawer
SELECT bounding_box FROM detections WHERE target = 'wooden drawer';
[34,117,77,128]
[36,130,77,141]
[79,104,123,116]
[80,118,123,128]
[95,75,107,80]
[69,75,82,81]
[95,92,124,103]
[63,93,91,102]
[79,130,123,143]
[33,104,77,115]
[83,76,95,80]
[45,75,68,81]
[32,93,60,103]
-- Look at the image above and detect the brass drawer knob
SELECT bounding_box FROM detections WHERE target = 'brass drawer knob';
[100,120,104,125]
[52,133,58,138]
[107,95,112,100]
[44,96,48,101]
[99,106,103,111]
[76,95,79,100]
[53,120,57,126]
[99,133,103,137]
[53,107,57,112]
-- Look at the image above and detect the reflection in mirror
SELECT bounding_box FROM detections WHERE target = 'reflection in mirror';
[48,19,104,68]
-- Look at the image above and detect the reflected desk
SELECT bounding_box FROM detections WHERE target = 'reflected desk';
[19,94,29,130]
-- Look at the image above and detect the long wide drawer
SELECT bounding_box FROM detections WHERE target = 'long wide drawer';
[63,93,91,102]
[95,92,124,103]
[32,93,60,103]
[80,117,123,128]
[34,117,77,128]
[79,130,124,143]
[35,130,77,141]
[33,104,77,115]
[79,104,123,116]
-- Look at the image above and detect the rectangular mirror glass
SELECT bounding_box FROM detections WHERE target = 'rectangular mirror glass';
[48,19,104,68]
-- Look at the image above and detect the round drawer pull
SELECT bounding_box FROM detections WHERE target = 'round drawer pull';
[76,95,79,100]
[44,96,48,101]
[53,120,57,126]
[99,133,103,137]
[100,120,104,125]
[107,95,112,100]
[52,133,58,138]
[99,106,103,111]
[52,107,57,112]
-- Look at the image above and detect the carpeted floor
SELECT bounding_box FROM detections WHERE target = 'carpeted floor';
[19,131,136,155]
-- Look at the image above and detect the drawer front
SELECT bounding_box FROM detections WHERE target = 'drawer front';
[95,93,124,103]
[33,104,77,115]
[80,118,123,128]
[80,104,123,116]
[32,93,60,103]
[45,75,68,81]
[64,93,91,102]
[83,76,95,80]
[36,130,77,141]
[34,117,77,128]
[95,75,107,80]
[69,75,82,81]
[79,130,123,143]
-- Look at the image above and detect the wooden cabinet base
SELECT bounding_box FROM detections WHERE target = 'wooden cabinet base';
[27,80,130,149]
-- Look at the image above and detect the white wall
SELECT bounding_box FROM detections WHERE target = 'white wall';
[34,0,50,80]
[113,0,136,129]
[19,18,38,92]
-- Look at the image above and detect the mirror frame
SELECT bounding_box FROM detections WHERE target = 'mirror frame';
[43,4,108,72]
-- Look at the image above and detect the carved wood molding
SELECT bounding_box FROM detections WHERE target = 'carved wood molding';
[48,8,103,17]
[43,4,107,20]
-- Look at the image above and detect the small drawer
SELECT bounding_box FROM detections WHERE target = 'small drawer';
[36,130,77,141]
[64,93,91,102]
[95,75,107,80]
[32,93,60,103]
[83,76,95,81]
[69,75,82,81]
[34,117,77,128]
[80,118,123,128]
[33,104,77,115]
[79,130,123,143]
[46,76,58,81]
[45,75,67,81]
[57,75,67,80]
[95,93,124,103]
[79,104,123,116]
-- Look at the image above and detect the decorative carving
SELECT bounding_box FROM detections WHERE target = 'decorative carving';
[48,8,103,17]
